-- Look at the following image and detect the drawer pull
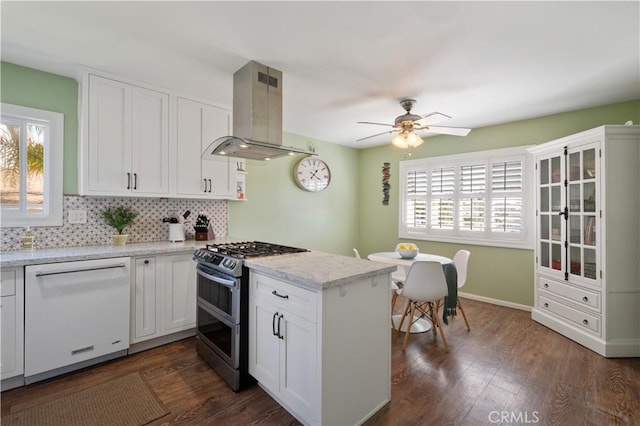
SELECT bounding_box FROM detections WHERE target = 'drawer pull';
[583,319,589,325]
[582,296,589,302]
[272,290,289,299]
[543,283,549,288]
[544,303,549,308]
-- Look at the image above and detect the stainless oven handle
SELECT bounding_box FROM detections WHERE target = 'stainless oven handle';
[196,265,236,287]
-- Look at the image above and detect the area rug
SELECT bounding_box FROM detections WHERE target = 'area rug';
[2,373,169,426]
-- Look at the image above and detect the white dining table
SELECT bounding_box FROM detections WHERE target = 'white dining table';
[368,252,454,334]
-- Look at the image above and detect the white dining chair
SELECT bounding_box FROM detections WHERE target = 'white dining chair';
[453,249,471,331]
[390,244,409,326]
[397,261,450,352]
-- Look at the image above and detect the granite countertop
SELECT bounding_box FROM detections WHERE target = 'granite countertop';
[245,251,396,291]
[1,242,395,291]
[0,239,227,268]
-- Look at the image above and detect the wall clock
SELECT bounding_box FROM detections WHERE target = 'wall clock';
[294,157,331,192]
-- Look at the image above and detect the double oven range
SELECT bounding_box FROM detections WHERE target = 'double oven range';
[193,241,308,391]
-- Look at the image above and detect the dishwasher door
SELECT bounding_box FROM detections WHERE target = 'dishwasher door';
[24,257,131,379]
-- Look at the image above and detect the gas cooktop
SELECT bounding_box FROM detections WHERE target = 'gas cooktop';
[204,241,308,259]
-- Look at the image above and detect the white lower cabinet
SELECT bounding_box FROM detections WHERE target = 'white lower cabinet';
[251,274,319,421]
[1,268,24,387]
[249,270,391,426]
[131,253,196,346]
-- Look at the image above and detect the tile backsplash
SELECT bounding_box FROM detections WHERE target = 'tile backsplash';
[1,196,228,252]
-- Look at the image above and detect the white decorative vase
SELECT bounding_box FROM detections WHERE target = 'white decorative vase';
[112,234,129,246]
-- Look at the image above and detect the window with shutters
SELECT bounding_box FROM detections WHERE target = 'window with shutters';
[399,146,534,249]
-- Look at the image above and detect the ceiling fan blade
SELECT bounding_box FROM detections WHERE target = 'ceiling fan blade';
[357,121,396,127]
[356,129,399,142]
[420,125,472,136]
[416,112,451,125]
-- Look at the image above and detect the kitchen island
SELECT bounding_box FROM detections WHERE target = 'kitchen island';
[245,251,395,426]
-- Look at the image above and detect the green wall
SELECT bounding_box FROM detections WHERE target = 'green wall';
[0,62,78,194]
[3,60,639,307]
[228,133,360,255]
[358,100,640,306]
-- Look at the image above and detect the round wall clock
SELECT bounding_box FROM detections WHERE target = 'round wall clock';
[294,157,331,192]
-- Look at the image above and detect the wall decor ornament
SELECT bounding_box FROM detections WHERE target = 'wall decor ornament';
[382,162,390,205]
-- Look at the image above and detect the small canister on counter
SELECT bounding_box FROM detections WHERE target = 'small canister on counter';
[169,223,185,242]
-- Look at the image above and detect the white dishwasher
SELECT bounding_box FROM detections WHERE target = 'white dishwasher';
[25,257,130,382]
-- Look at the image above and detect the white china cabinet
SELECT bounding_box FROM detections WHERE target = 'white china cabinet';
[529,125,639,357]
[79,73,170,196]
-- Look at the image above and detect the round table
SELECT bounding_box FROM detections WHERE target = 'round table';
[368,252,453,334]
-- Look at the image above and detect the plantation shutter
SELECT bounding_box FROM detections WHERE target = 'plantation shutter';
[405,170,428,228]
[430,167,455,229]
[491,160,523,233]
[459,164,486,231]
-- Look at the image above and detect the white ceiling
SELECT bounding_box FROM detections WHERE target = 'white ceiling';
[1,1,638,148]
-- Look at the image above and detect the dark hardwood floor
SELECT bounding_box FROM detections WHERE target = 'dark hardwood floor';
[2,298,639,425]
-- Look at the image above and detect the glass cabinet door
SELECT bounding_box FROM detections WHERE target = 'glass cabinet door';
[538,155,564,273]
[567,145,598,281]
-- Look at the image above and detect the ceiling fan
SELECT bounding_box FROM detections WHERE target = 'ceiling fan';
[357,99,471,148]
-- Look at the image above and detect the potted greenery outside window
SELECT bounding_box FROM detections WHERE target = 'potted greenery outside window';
[101,205,138,246]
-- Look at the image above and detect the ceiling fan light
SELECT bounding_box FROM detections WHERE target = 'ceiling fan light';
[406,131,424,148]
[391,131,423,149]
[391,133,409,149]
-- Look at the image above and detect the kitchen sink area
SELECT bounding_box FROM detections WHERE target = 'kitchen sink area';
[1,239,395,425]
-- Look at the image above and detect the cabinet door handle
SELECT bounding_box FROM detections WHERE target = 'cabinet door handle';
[543,302,549,308]
[582,319,589,325]
[543,283,549,288]
[582,296,589,302]
[144,260,149,265]
[203,179,208,193]
[278,314,284,340]
[127,172,131,190]
[272,312,279,337]
[208,179,212,193]
[272,290,289,299]
[133,173,137,190]
[558,207,568,219]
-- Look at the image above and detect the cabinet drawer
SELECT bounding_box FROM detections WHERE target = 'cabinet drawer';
[1,270,17,297]
[537,276,600,312]
[252,273,318,323]
[538,294,601,335]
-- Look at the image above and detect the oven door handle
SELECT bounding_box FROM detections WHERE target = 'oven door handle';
[196,265,237,287]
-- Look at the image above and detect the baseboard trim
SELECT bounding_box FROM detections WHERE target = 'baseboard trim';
[129,329,195,355]
[458,292,532,312]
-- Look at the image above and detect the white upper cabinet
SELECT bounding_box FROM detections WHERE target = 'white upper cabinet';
[80,74,170,196]
[174,97,234,198]
[79,70,241,200]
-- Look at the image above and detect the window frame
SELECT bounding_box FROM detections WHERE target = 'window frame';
[1,103,64,227]
[399,146,535,249]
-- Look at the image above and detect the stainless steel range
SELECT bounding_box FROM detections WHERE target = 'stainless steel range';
[192,241,308,391]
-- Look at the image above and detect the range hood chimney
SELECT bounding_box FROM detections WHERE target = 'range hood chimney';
[203,61,314,160]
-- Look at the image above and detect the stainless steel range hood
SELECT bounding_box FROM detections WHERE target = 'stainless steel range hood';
[203,61,314,160]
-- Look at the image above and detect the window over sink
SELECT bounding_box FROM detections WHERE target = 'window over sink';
[0,103,63,227]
